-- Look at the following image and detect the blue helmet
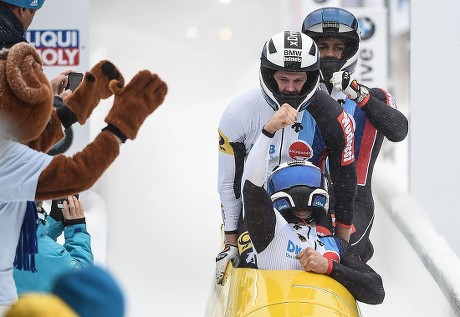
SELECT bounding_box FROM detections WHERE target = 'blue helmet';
[267,161,329,223]
[302,7,360,83]
[259,31,320,112]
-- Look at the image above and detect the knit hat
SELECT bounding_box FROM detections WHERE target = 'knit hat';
[5,294,78,317]
[52,265,125,317]
[1,0,45,9]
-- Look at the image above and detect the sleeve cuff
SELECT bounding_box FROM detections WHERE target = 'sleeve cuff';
[262,128,275,138]
[357,94,371,108]
[336,221,352,229]
[325,258,333,275]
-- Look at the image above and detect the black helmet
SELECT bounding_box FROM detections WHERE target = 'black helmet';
[267,161,329,224]
[259,31,320,111]
[302,7,360,83]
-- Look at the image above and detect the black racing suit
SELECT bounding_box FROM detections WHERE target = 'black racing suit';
[326,85,408,261]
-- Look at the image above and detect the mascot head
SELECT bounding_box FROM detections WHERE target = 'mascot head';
[0,42,53,143]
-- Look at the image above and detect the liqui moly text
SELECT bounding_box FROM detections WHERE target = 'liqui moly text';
[25,30,80,66]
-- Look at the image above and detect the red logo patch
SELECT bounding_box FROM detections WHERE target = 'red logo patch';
[338,111,355,166]
[288,141,313,160]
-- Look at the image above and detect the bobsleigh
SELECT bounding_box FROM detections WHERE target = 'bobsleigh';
[205,262,361,317]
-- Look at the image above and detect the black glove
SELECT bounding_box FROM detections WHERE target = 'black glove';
[50,199,65,224]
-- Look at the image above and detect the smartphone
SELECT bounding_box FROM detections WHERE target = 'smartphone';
[65,72,84,91]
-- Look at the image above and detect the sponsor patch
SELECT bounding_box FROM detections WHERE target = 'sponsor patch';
[286,240,303,258]
[238,231,253,254]
[338,111,355,165]
[288,140,313,160]
[218,129,234,155]
[380,89,397,109]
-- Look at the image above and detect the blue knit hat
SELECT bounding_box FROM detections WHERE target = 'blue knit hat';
[52,265,125,317]
[1,0,45,9]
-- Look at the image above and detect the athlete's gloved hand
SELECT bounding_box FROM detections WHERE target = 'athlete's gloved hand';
[215,244,240,285]
[330,70,359,100]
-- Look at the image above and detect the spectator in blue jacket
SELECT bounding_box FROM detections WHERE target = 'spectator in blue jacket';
[13,195,93,294]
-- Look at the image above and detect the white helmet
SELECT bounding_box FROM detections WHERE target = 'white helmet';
[259,31,320,111]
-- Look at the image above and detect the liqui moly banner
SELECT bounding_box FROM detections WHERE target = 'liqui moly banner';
[26,0,89,77]
[349,7,388,88]
[26,0,90,155]
[26,29,80,67]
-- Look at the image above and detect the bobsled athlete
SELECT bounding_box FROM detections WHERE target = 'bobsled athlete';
[240,106,385,305]
[302,7,408,261]
[216,30,357,281]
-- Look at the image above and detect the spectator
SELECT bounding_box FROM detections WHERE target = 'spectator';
[0,0,121,153]
[5,265,125,317]
[0,0,44,49]
[13,196,93,294]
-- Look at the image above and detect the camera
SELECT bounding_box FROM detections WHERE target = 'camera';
[65,72,84,91]
[54,194,80,209]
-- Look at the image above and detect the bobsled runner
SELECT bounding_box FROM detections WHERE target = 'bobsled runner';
[205,261,362,317]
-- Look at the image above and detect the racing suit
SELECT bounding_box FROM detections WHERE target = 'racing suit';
[218,87,357,267]
[320,83,408,261]
[241,130,385,305]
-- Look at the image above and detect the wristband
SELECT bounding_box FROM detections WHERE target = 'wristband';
[102,124,127,143]
[262,128,275,138]
[64,217,86,227]
[335,221,352,229]
[325,258,334,275]
[355,86,370,107]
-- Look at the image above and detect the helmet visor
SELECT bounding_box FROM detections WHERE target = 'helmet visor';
[271,188,328,211]
[268,165,323,194]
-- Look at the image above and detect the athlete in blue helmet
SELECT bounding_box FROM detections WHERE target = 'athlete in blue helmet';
[240,111,384,304]
[215,31,357,284]
[302,7,408,261]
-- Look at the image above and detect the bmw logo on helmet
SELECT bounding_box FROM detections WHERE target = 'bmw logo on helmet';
[358,17,376,41]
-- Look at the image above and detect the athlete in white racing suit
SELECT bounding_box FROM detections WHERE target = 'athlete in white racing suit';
[240,110,384,304]
[216,31,357,283]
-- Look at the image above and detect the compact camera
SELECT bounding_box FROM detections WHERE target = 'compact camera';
[54,194,80,209]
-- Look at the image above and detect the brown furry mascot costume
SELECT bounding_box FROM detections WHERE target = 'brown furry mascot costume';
[0,42,167,305]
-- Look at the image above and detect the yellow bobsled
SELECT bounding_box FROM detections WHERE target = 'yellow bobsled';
[205,262,362,317]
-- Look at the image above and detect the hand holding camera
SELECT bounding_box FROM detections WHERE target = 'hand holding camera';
[50,194,85,226]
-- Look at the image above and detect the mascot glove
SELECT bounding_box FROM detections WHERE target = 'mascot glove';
[330,70,359,100]
[104,70,168,140]
[215,244,240,285]
[64,60,125,124]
